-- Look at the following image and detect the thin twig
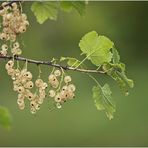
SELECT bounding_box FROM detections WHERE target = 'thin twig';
[0,1,16,10]
[0,55,106,74]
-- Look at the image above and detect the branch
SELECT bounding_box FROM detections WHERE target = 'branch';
[0,1,21,10]
[0,55,106,74]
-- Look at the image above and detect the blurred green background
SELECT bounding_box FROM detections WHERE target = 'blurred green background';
[0,1,148,146]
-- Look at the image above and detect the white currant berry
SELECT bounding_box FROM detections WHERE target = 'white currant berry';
[68,84,76,92]
[35,104,40,110]
[18,103,25,110]
[35,79,43,87]
[41,82,48,89]
[0,50,7,56]
[6,60,14,67]
[38,98,44,104]
[0,10,5,16]
[13,42,19,48]
[12,3,17,10]
[48,74,56,82]
[56,103,62,109]
[17,86,25,94]
[62,85,68,91]
[21,13,27,20]
[30,107,36,114]
[0,33,7,40]
[18,94,25,100]
[26,91,34,101]
[1,44,8,51]
[54,70,61,77]
[51,80,59,88]
[49,90,56,97]
[24,81,34,89]
[19,26,26,33]
[54,94,62,103]
[23,71,32,80]
[64,76,72,83]
[17,98,24,105]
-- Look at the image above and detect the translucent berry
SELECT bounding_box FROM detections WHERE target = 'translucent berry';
[1,44,8,51]
[24,81,34,89]
[19,26,26,33]
[35,104,40,110]
[30,107,36,114]
[48,74,56,82]
[54,94,62,103]
[64,76,72,83]
[54,70,61,77]
[56,103,62,109]
[23,71,32,80]
[49,90,56,97]
[62,85,68,91]
[17,98,24,105]
[0,33,7,40]
[35,79,43,87]
[13,42,20,48]
[17,86,25,93]
[18,103,25,110]
[68,84,76,92]
[42,82,48,89]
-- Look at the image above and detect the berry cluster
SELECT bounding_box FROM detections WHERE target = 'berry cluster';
[0,2,29,42]
[48,70,76,108]
[0,2,29,56]
[0,2,76,114]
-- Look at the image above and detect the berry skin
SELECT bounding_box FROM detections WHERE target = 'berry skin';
[17,98,24,105]
[12,3,17,10]
[35,104,40,110]
[56,103,62,109]
[54,70,61,77]
[54,94,62,103]
[23,71,32,80]
[19,26,26,33]
[18,94,25,100]
[18,103,25,110]
[64,76,72,83]
[13,42,20,48]
[49,90,56,97]
[35,79,43,87]
[24,81,34,89]
[62,85,68,91]
[48,74,59,88]
[1,44,8,51]
[48,74,56,82]
[5,60,14,70]
[0,33,7,40]
[41,82,48,89]
[17,86,25,94]
[30,107,36,114]
[68,84,76,92]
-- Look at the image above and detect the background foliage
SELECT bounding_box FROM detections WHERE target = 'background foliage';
[0,1,148,146]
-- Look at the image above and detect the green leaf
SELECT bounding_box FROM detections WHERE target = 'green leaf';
[79,31,114,66]
[71,1,86,16]
[92,84,116,120]
[107,67,134,95]
[60,1,86,16]
[31,2,58,24]
[112,47,120,64]
[60,57,85,68]
[60,1,73,12]
[0,106,11,129]
[116,71,134,89]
